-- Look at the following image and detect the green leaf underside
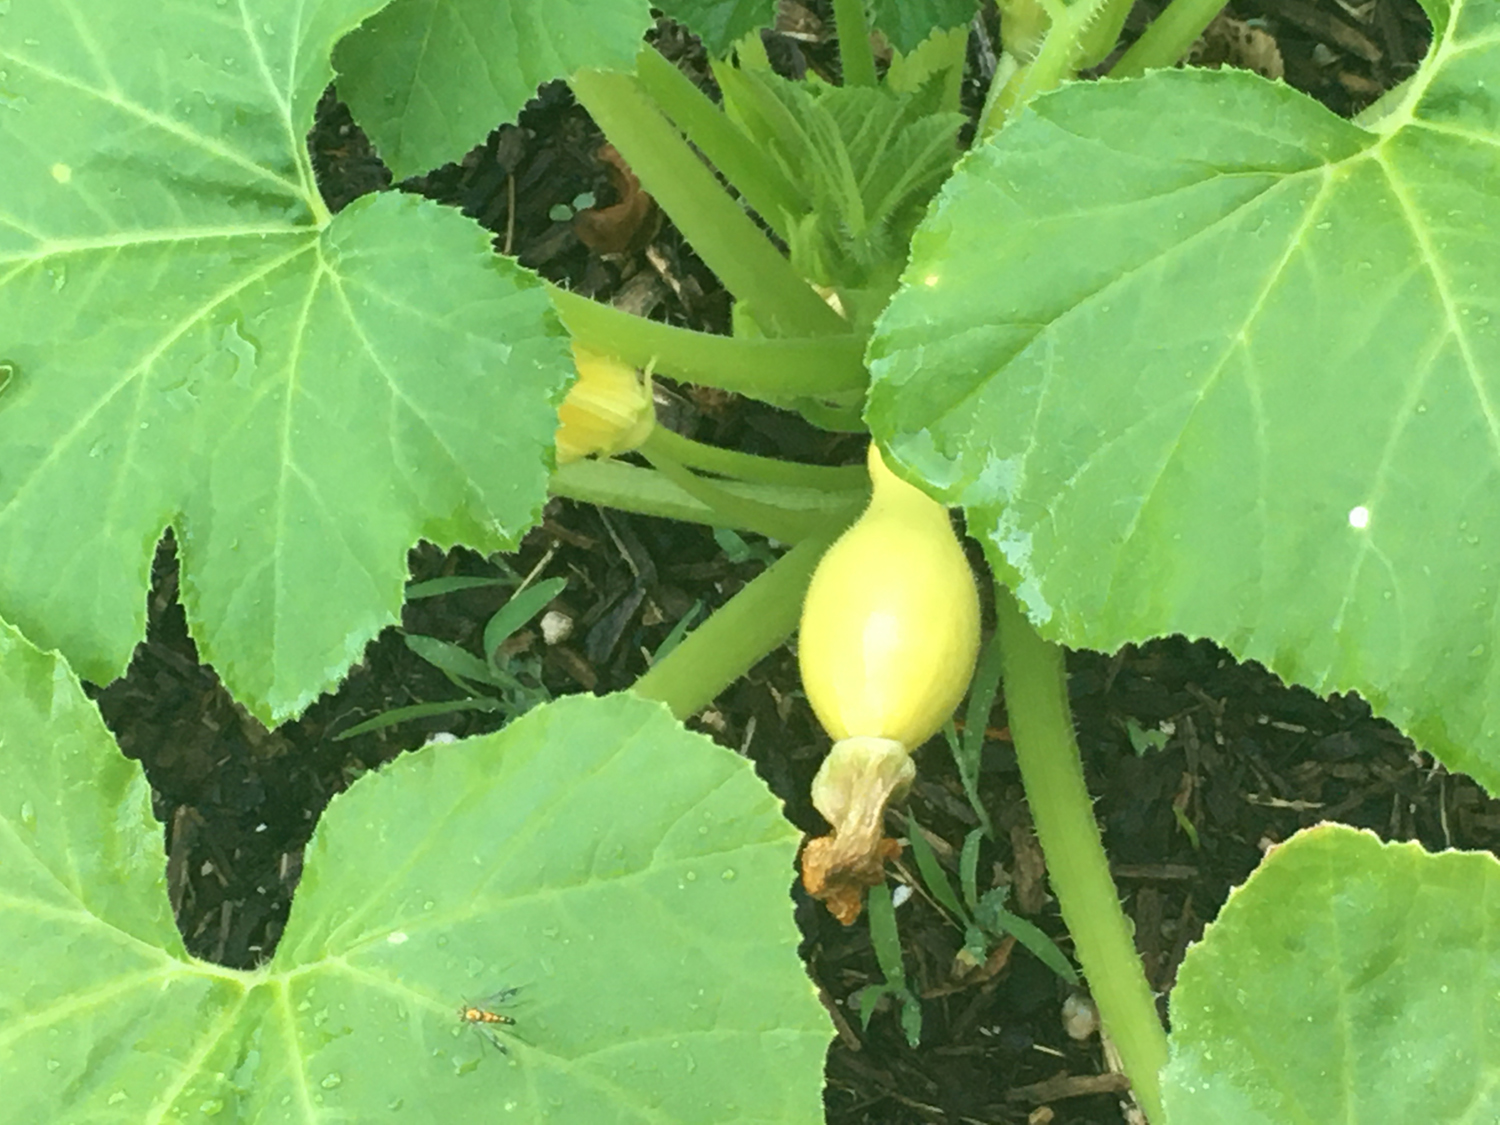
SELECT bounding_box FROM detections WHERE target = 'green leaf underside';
[0,622,827,1124]
[0,1,572,723]
[333,0,654,178]
[869,0,983,53]
[1164,824,1500,1123]
[868,11,1500,786]
[653,0,778,55]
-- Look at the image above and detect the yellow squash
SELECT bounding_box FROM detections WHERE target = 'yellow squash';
[799,442,980,748]
[797,441,980,923]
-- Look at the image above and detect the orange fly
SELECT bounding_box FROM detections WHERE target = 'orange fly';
[458,988,518,1052]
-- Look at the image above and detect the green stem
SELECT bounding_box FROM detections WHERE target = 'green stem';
[642,426,868,491]
[634,45,804,241]
[994,586,1167,1122]
[640,439,858,544]
[790,394,869,433]
[832,0,878,86]
[569,69,845,338]
[979,0,1130,136]
[980,0,1088,132]
[1076,0,1141,69]
[550,458,861,540]
[633,520,849,718]
[976,52,1023,141]
[1110,0,1228,77]
[548,286,867,400]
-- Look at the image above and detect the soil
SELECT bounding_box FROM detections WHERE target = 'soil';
[84,3,1492,1124]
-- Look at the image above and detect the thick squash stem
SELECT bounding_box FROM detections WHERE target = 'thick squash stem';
[996,586,1167,1121]
[801,736,913,925]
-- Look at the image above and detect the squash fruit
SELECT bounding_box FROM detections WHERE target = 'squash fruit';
[798,442,980,922]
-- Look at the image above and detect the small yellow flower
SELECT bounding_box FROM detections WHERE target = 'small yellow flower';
[555,345,655,464]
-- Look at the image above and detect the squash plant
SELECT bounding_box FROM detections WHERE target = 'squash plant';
[2,0,1499,1120]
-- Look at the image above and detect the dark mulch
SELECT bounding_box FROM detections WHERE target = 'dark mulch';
[85,3,1491,1123]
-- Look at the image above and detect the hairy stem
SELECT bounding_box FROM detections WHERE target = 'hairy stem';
[569,69,845,338]
[550,458,860,540]
[643,426,868,491]
[640,438,862,543]
[832,0,878,86]
[995,586,1167,1122]
[548,286,866,400]
[1110,0,1228,77]
[634,45,804,241]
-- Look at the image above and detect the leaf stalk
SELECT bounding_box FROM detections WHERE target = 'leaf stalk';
[995,585,1168,1122]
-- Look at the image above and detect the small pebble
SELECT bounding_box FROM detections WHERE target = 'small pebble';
[1062,992,1100,1041]
[541,609,573,645]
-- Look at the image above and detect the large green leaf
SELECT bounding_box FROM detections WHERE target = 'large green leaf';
[333,0,654,178]
[0,620,827,1123]
[870,0,982,53]
[1164,824,1500,1123]
[868,4,1500,786]
[0,0,571,723]
[654,0,777,55]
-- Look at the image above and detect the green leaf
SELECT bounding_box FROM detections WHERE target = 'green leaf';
[654,0,778,55]
[972,889,1079,983]
[1164,824,1500,1123]
[333,0,655,178]
[959,826,983,909]
[0,622,828,1123]
[715,66,964,292]
[865,881,910,991]
[405,632,503,687]
[886,24,969,114]
[0,625,183,958]
[905,812,970,921]
[869,49,1500,787]
[405,573,517,599]
[859,882,923,1045]
[652,597,705,661]
[870,0,982,53]
[954,628,1003,835]
[332,695,507,740]
[1125,717,1171,756]
[481,575,567,664]
[0,2,572,724]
